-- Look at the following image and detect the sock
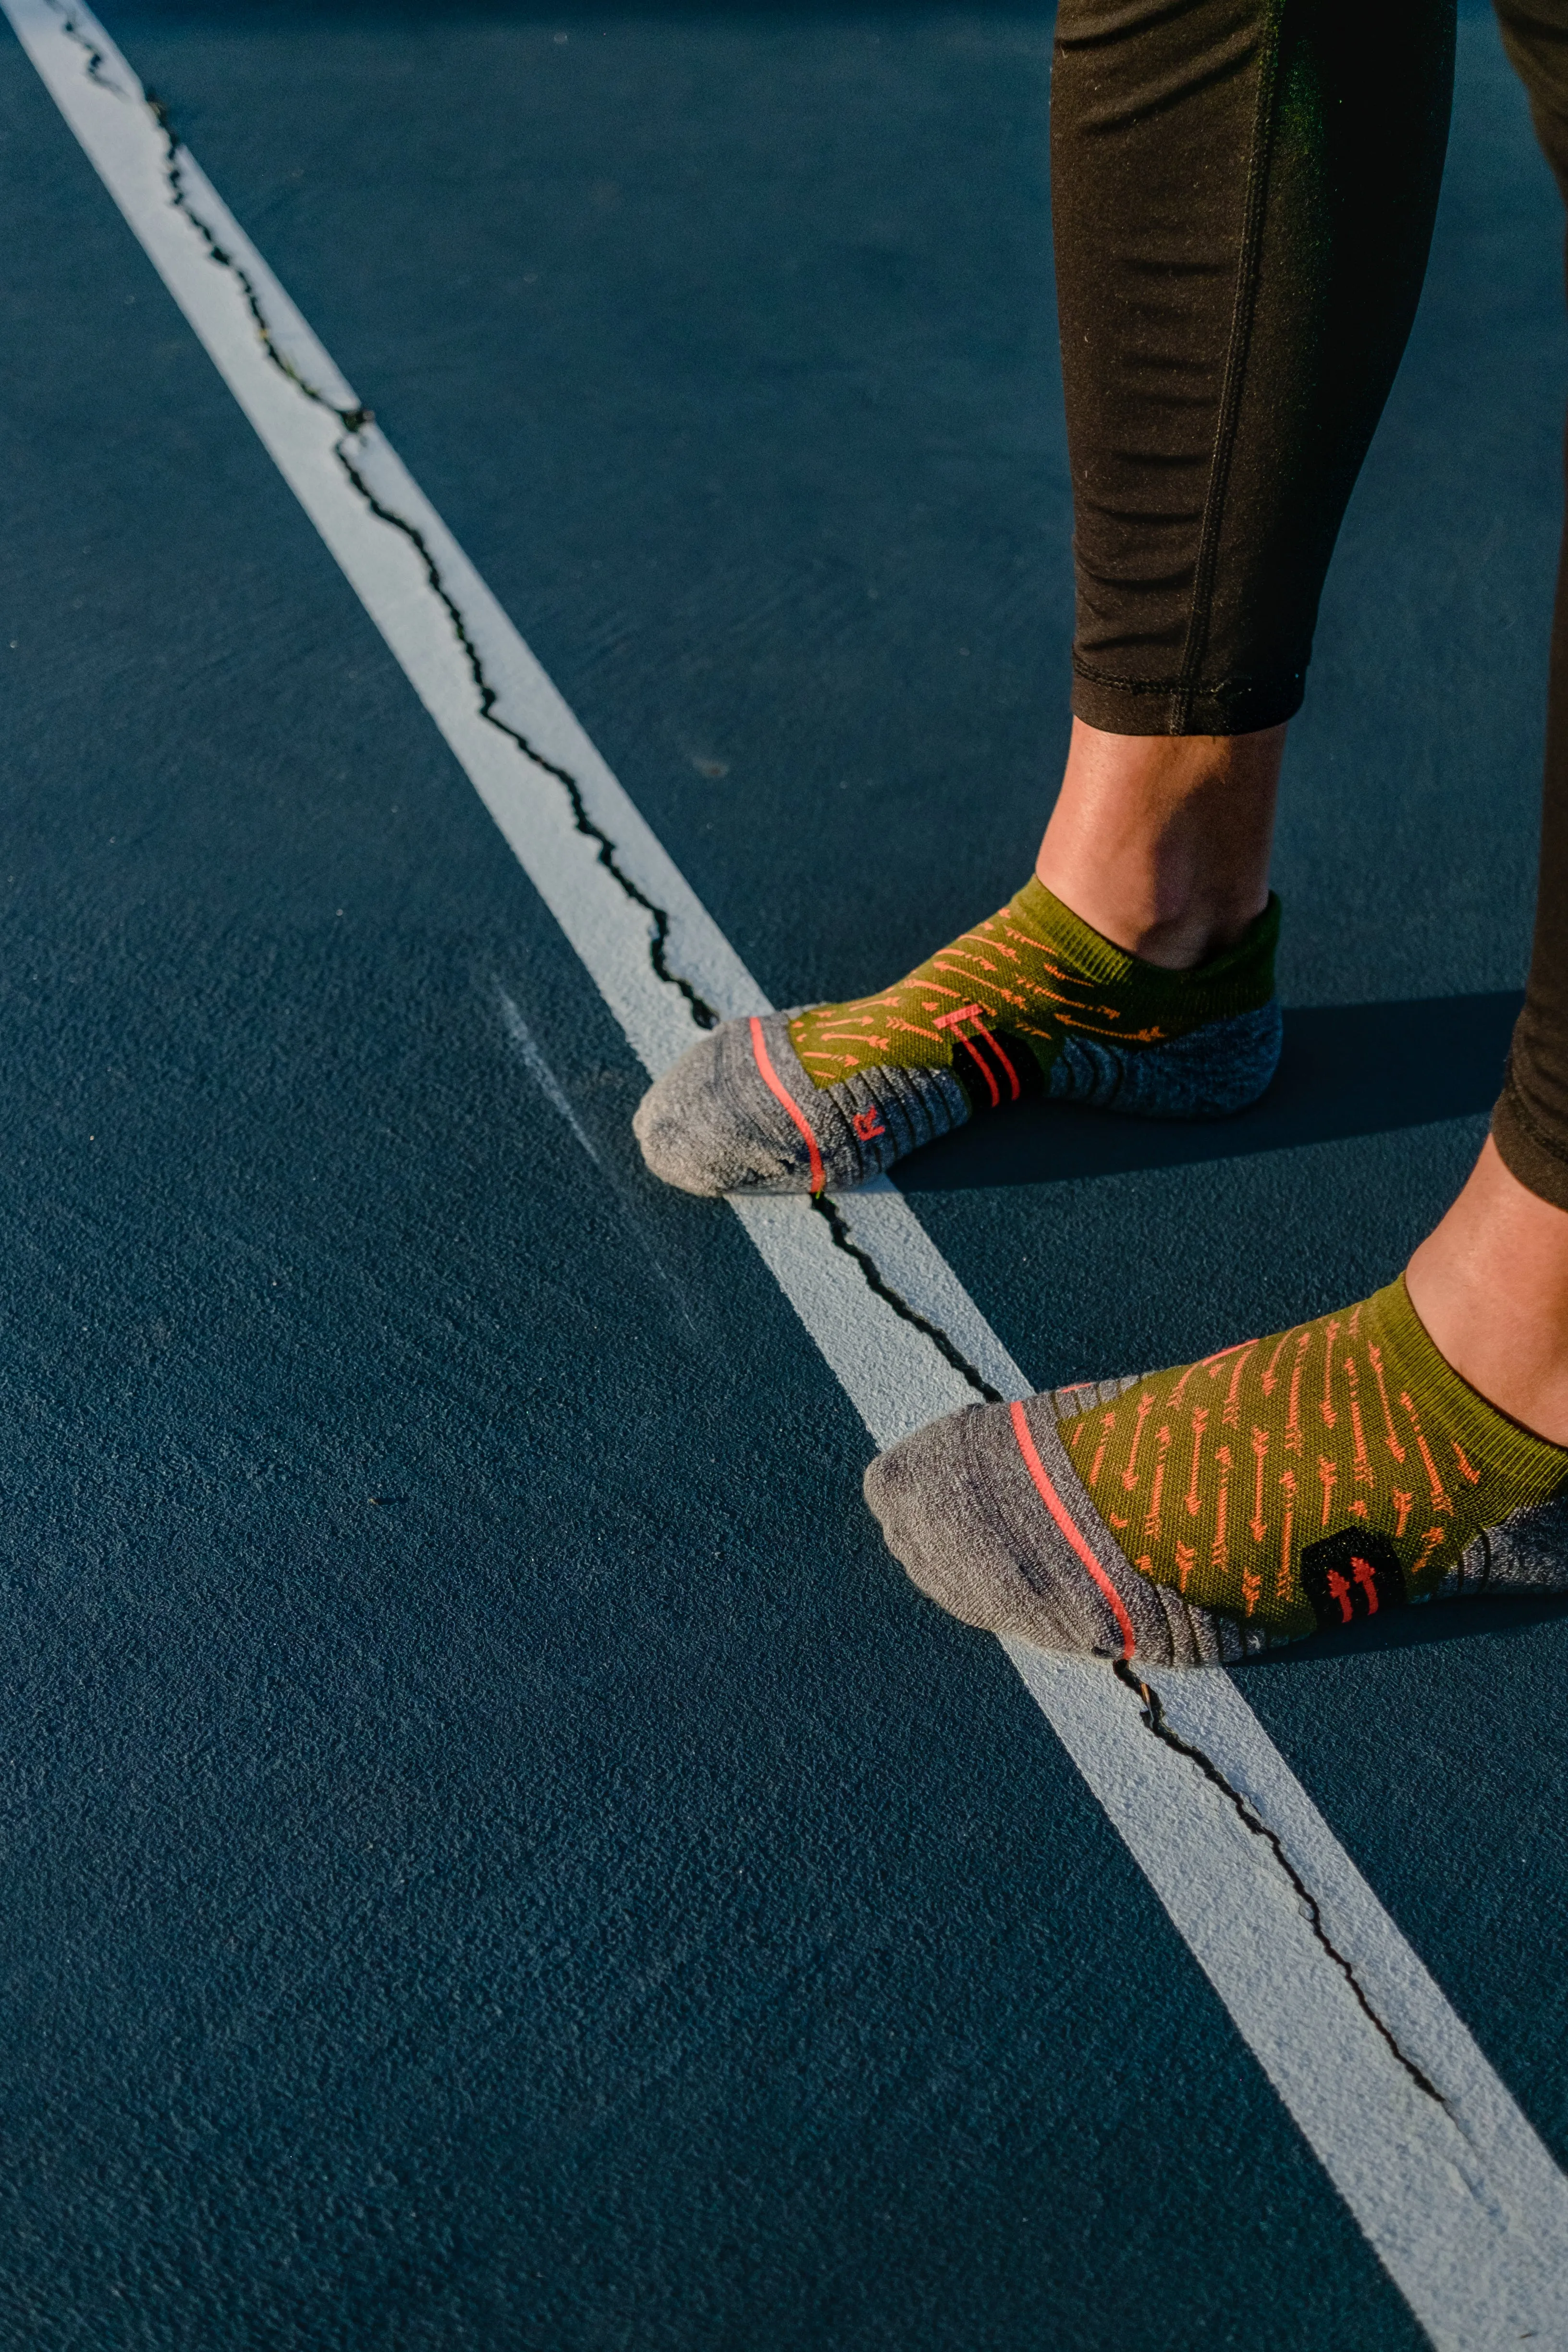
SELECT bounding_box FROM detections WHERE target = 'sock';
[864,1277,1568,1666]
[789,876,1277,1104]
[634,879,1282,1197]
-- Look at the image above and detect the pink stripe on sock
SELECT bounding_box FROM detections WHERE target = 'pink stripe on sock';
[1010,1400,1138,1661]
[749,1015,825,1195]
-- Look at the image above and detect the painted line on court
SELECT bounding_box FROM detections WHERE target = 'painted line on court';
[11,4,1568,2340]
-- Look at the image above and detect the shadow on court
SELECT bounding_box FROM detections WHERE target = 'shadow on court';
[1230,1586,1568,1669]
[897,990,1522,1191]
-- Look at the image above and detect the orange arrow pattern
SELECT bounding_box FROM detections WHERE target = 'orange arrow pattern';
[1055,1278,1568,1640]
[787,874,1273,1090]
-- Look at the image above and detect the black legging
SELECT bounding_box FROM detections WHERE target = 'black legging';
[1052,0,1568,1207]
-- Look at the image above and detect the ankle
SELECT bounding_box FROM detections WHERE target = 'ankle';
[1035,718,1283,970]
[1406,1138,1568,1446]
[1033,870,1268,971]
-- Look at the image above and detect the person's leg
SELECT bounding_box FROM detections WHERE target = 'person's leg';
[634,0,1454,1199]
[1033,720,1284,968]
[863,0,1568,1666]
[1407,1140,1568,1445]
[1406,0,1568,1446]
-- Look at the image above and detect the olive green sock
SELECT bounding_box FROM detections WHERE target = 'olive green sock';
[1055,1276,1568,1639]
[789,876,1279,1105]
[635,878,1283,1197]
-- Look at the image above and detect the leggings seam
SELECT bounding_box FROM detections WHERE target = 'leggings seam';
[1173,0,1286,731]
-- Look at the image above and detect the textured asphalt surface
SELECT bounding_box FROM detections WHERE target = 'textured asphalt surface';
[2,2,1566,2343]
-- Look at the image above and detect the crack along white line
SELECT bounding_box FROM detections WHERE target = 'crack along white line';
[12,3,1568,2340]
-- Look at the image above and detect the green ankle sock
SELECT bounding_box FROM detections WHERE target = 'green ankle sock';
[1056,1277,1568,1639]
[634,875,1283,1199]
[788,876,1279,1101]
[864,1276,1568,1669]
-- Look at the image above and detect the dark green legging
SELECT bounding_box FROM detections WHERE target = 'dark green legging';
[1051,0,1568,1206]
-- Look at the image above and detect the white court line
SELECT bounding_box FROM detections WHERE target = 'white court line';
[9,3,1568,2340]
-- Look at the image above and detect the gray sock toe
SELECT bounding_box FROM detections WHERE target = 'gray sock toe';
[865,1391,1253,1666]
[634,1012,968,1196]
[864,1406,1090,1651]
[633,1014,824,1195]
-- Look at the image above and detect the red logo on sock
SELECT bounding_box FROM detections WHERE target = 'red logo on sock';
[934,1002,1021,1109]
[852,1107,886,1140]
[1299,1527,1406,1632]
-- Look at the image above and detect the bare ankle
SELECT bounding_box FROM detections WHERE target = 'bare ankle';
[1103,896,1269,970]
[1406,1139,1568,1446]
[1035,717,1284,969]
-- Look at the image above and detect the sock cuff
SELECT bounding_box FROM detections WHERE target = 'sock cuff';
[1372,1274,1568,1500]
[1010,880,1280,1031]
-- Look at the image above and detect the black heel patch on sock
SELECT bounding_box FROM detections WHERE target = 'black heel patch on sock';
[1300,1528,1408,1630]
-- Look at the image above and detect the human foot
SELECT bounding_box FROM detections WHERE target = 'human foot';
[864,1276,1568,1666]
[632,880,1282,1197]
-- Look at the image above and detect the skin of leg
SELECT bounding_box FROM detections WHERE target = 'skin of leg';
[1406,1136,1568,1446]
[1035,717,1286,970]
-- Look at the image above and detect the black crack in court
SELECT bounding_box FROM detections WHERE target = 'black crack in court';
[2,2,1567,2345]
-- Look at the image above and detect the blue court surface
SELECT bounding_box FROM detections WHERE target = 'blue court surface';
[5,1,1568,2344]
